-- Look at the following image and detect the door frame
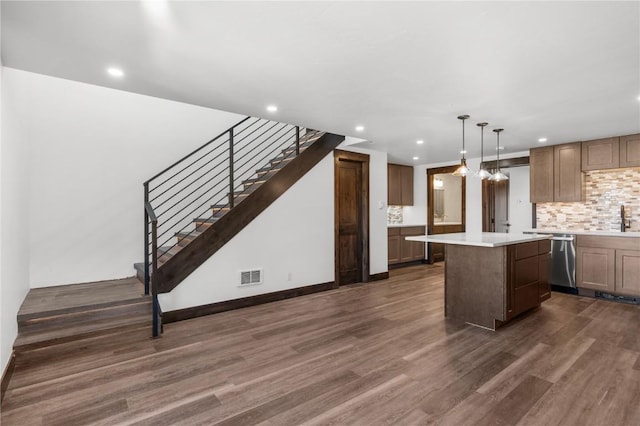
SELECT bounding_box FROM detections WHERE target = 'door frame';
[427,165,466,263]
[481,156,530,232]
[334,149,370,287]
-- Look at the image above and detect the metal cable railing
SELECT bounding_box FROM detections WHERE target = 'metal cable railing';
[143,116,323,337]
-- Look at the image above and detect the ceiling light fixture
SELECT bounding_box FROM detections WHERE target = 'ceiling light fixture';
[416,140,424,145]
[266,105,278,113]
[355,125,365,132]
[489,128,508,181]
[107,67,124,77]
[476,122,491,179]
[413,156,419,160]
[452,115,472,177]
[538,137,547,143]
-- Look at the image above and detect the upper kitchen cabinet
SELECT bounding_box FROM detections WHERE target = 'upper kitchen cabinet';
[553,142,582,201]
[554,143,582,202]
[620,133,640,168]
[530,143,582,202]
[388,164,413,206]
[530,146,554,203]
[582,137,619,171]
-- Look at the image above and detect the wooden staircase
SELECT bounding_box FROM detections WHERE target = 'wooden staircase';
[14,277,151,353]
[141,129,344,294]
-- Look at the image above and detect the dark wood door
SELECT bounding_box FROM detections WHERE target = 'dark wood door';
[335,150,369,286]
[494,179,510,233]
[337,160,362,284]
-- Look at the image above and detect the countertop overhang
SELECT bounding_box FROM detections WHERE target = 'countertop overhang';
[406,232,551,247]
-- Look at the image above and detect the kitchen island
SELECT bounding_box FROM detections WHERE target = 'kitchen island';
[407,232,552,330]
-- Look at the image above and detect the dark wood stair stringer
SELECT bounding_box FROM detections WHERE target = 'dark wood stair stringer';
[154,132,344,294]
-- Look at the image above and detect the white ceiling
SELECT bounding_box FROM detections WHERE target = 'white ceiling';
[2,1,639,164]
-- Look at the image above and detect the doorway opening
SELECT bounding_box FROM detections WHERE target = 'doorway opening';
[427,165,466,263]
[334,150,370,286]
[481,157,532,233]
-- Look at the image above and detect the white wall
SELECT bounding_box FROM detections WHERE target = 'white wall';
[1,67,31,375]
[159,144,388,312]
[507,166,532,234]
[5,68,243,287]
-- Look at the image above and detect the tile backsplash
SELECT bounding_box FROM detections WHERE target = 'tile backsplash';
[536,167,640,232]
[387,206,403,224]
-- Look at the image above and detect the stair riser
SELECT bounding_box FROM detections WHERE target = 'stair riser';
[18,301,152,334]
[14,320,151,353]
[195,222,213,232]
[177,234,199,247]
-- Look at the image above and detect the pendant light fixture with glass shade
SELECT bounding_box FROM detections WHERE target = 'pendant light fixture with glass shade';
[489,128,509,181]
[452,115,472,176]
[475,122,492,179]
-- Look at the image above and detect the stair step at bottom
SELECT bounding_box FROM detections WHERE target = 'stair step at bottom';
[14,312,151,352]
[18,300,152,334]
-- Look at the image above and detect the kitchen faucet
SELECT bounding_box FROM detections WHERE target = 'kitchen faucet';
[621,205,631,232]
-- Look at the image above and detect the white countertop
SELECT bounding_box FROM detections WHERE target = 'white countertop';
[387,223,427,228]
[523,228,640,238]
[406,232,551,247]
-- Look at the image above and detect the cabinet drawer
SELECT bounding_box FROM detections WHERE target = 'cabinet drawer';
[514,241,539,260]
[401,226,425,236]
[514,256,539,288]
[577,235,639,250]
[538,239,551,254]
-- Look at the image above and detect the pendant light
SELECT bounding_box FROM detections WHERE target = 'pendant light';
[452,115,472,176]
[489,128,509,181]
[475,122,492,179]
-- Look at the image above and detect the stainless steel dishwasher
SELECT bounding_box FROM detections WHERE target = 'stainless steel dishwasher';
[550,234,576,289]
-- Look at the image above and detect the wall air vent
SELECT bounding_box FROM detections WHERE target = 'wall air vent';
[240,269,263,286]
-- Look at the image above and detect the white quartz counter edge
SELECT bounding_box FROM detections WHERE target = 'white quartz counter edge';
[406,232,551,247]
[523,228,640,238]
[387,223,427,228]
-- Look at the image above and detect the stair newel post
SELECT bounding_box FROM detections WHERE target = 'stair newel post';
[229,128,234,209]
[295,126,300,156]
[151,219,160,337]
[143,183,150,296]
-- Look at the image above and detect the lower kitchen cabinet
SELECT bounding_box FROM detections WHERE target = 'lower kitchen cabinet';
[507,239,551,320]
[576,246,615,292]
[615,250,640,296]
[576,236,640,296]
[388,226,426,265]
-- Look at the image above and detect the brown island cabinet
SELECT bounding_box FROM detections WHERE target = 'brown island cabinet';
[407,232,551,330]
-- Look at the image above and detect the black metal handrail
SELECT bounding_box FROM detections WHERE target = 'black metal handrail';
[143,116,323,337]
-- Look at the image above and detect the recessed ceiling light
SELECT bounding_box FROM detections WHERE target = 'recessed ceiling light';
[496,146,505,150]
[538,137,548,143]
[107,67,124,77]
[266,105,278,113]
[413,156,419,160]
[416,140,424,145]
[355,125,365,132]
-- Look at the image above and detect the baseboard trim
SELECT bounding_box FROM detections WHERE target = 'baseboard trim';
[1,352,16,402]
[368,272,389,282]
[163,281,335,323]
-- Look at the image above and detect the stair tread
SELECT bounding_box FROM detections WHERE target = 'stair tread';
[176,230,202,238]
[194,217,220,223]
[18,277,147,320]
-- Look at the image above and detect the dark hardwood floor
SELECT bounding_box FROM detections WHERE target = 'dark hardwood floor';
[2,264,640,425]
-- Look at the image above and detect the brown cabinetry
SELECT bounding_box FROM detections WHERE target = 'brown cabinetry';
[620,133,640,168]
[530,143,582,202]
[506,239,551,321]
[582,137,619,171]
[529,146,554,203]
[387,164,413,206]
[388,226,425,265]
[554,143,582,202]
[576,235,640,296]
